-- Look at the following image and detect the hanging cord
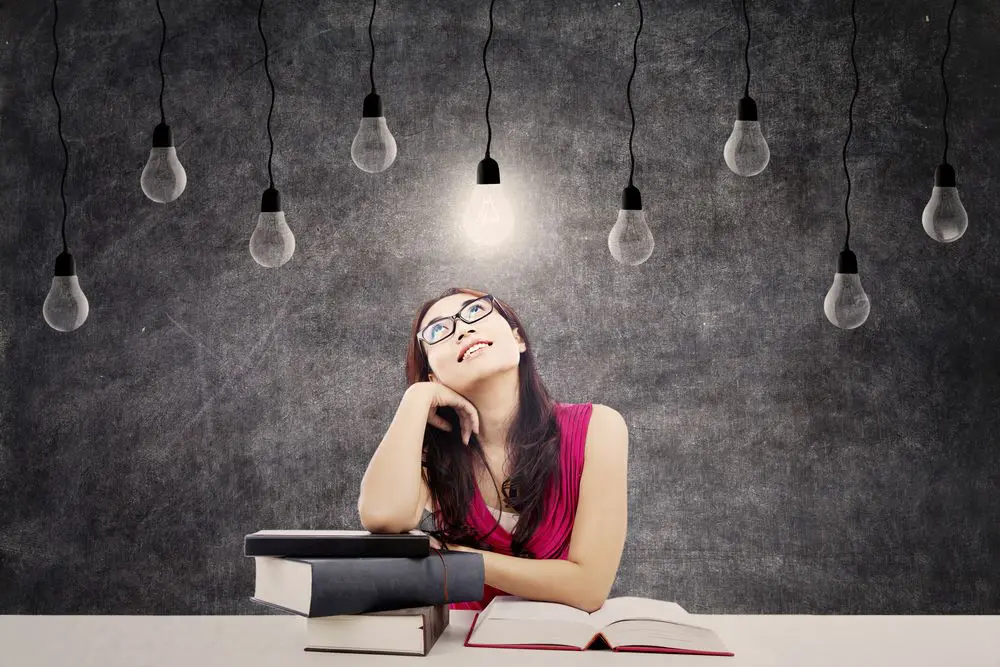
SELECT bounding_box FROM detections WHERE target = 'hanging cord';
[626,0,643,186]
[939,0,957,165]
[742,0,751,98]
[368,0,377,94]
[257,0,276,188]
[156,0,166,123]
[50,0,68,254]
[483,0,495,157]
[842,0,859,251]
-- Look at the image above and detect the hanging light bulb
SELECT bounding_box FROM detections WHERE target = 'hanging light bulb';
[250,0,295,268]
[609,184,654,265]
[43,0,89,332]
[823,249,870,330]
[351,0,397,173]
[351,93,397,173]
[724,97,769,176]
[44,251,89,332]
[824,0,869,330]
[250,187,295,268]
[608,0,652,265]
[463,156,513,246]
[140,0,186,203]
[462,0,513,247]
[922,0,967,243]
[141,122,186,203]
[922,163,967,242]
[724,0,769,177]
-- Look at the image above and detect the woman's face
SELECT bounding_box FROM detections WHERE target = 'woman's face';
[419,294,526,391]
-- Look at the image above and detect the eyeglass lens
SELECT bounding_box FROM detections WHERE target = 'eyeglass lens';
[422,297,492,344]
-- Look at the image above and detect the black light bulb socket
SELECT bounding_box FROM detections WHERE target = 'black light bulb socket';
[152,122,174,148]
[362,92,383,118]
[737,96,759,121]
[477,156,501,185]
[934,163,957,187]
[53,250,77,277]
[261,187,282,213]
[621,184,643,211]
[836,248,859,274]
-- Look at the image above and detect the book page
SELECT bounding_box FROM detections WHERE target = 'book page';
[485,596,591,623]
[589,596,692,629]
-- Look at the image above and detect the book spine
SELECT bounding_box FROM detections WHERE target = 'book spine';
[307,552,484,617]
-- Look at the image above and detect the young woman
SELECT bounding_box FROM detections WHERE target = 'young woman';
[357,288,629,613]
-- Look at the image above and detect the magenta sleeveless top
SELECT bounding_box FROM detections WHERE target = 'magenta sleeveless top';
[449,401,594,611]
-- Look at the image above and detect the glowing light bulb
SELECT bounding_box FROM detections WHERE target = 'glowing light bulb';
[43,251,89,332]
[351,93,397,173]
[823,249,870,329]
[250,187,295,268]
[462,157,513,246]
[140,122,187,203]
[922,163,968,243]
[608,185,654,265]
[724,96,770,177]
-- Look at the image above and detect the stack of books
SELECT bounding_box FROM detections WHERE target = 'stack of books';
[244,528,486,656]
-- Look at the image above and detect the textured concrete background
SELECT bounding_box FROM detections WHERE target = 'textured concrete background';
[1,0,998,613]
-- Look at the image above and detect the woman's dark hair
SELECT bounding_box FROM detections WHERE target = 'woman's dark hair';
[406,288,565,558]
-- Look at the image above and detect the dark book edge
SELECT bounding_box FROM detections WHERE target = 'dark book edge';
[244,532,430,558]
[249,596,307,617]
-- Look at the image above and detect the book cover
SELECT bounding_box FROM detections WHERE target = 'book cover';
[244,529,430,558]
[250,550,485,616]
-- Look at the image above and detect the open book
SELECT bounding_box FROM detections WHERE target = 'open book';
[464,595,734,656]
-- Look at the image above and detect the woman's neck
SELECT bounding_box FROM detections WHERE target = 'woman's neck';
[464,365,520,452]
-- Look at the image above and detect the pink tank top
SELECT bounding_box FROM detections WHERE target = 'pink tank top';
[450,401,594,611]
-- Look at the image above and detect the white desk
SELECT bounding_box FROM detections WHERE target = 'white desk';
[2,611,999,667]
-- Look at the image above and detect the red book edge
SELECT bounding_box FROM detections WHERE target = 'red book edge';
[463,611,735,656]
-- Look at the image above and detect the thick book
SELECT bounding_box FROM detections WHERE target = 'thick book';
[303,604,449,656]
[250,551,484,617]
[463,595,734,656]
[244,529,430,558]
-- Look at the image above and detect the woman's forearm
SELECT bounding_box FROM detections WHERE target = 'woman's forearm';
[475,549,606,612]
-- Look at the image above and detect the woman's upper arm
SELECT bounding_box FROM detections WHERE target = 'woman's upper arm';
[565,404,629,608]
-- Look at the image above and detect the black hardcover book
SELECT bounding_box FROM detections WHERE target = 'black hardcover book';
[250,551,485,616]
[244,529,430,558]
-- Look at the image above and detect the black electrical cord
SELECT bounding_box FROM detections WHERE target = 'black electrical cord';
[842,0,859,250]
[156,0,166,124]
[257,0,276,188]
[626,0,643,187]
[483,0,495,158]
[368,0,377,94]
[940,0,957,165]
[742,0,751,98]
[50,0,68,253]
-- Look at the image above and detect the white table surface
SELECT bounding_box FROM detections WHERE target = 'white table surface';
[2,610,999,667]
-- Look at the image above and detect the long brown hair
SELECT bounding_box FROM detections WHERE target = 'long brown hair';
[406,288,564,558]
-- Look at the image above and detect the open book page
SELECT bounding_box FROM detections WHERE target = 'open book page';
[589,596,692,629]
[484,596,591,623]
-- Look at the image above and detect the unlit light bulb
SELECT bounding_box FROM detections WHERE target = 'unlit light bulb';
[462,157,513,246]
[43,251,89,332]
[608,185,654,265]
[823,249,870,329]
[141,122,187,203]
[250,187,295,268]
[723,97,770,177]
[922,163,968,243]
[351,93,397,173]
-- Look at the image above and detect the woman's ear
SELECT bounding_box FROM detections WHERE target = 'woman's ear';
[513,328,526,353]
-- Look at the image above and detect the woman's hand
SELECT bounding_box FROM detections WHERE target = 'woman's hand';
[409,380,481,446]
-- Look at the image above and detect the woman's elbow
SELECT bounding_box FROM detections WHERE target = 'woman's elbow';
[577,580,613,613]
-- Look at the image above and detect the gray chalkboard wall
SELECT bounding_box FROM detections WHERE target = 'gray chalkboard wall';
[1,0,998,614]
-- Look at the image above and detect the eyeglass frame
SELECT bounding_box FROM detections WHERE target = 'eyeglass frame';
[416,294,506,346]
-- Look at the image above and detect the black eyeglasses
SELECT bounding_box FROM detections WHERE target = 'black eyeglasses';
[417,295,501,346]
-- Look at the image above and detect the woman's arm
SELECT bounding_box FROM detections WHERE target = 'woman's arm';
[448,404,629,612]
